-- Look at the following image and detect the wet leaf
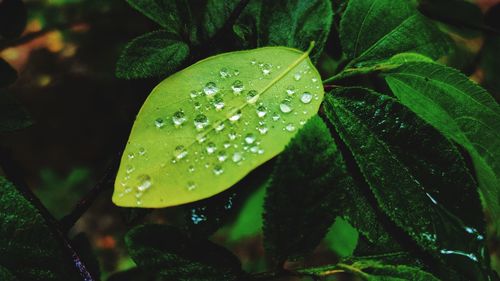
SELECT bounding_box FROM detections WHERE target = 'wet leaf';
[116,30,190,79]
[113,45,324,207]
[263,116,351,262]
[343,260,441,281]
[324,87,491,280]
[339,0,449,67]
[384,62,500,231]
[126,224,243,281]
[0,176,83,281]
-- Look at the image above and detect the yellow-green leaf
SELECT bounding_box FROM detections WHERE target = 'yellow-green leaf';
[113,45,324,208]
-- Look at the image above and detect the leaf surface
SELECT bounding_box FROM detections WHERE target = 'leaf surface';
[113,45,324,207]
[263,116,353,262]
[344,260,441,281]
[126,224,242,281]
[384,62,500,229]
[339,0,449,66]
[324,87,490,280]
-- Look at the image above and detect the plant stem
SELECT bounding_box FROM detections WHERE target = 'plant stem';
[0,147,96,281]
[250,264,347,280]
[60,155,120,233]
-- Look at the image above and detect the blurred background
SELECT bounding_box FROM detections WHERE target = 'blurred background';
[0,0,499,280]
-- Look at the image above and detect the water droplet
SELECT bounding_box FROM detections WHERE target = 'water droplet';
[213,96,225,111]
[187,181,196,191]
[261,63,271,75]
[251,59,256,65]
[234,70,240,76]
[190,90,199,98]
[217,151,228,162]
[172,111,187,127]
[280,99,293,113]
[228,131,237,140]
[215,122,225,132]
[244,133,256,144]
[294,73,301,81]
[194,114,209,130]
[246,90,259,104]
[128,153,135,159]
[138,147,146,156]
[257,125,269,135]
[137,174,152,191]
[272,113,281,121]
[286,86,296,95]
[256,105,267,118]
[285,123,296,132]
[219,68,229,79]
[312,78,318,83]
[232,152,242,163]
[213,165,224,175]
[206,142,216,154]
[223,142,231,149]
[194,102,202,110]
[203,82,218,97]
[188,165,195,173]
[126,165,135,174]
[196,134,207,143]
[155,118,165,128]
[231,80,244,94]
[300,92,313,104]
[175,145,188,159]
[229,109,242,122]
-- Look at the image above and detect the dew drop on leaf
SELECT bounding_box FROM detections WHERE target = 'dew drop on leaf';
[172,110,187,127]
[280,99,293,113]
[246,90,259,104]
[187,181,196,191]
[300,92,313,104]
[213,165,224,175]
[286,86,296,95]
[261,63,272,75]
[138,147,146,156]
[217,151,228,162]
[244,133,256,144]
[256,105,267,118]
[194,114,209,130]
[206,142,216,154]
[175,145,188,159]
[272,113,281,121]
[203,82,219,97]
[232,152,243,163]
[212,96,225,111]
[137,174,152,191]
[188,165,195,173]
[228,131,237,140]
[219,68,229,79]
[257,125,269,135]
[190,90,199,98]
[294,73,302,81]
[231,80,244,94]
[155,118,165,128]
[229,109,242,122]
[215,122,225,132]
[285,123,296,132]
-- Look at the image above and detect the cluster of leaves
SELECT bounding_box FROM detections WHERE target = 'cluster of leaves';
[1,0,500,281]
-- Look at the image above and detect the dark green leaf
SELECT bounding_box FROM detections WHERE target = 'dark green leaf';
[479,35,500,100]
[263,116,352,262]
[324,217,359,258]
[236,0,333,61]
[324,87,491,280]
[0,266,18,281]
[339,0,449,67]
[116,30,189,79]
[126,224,243,281]
[0,59,17,87]
[125,0,185,35]
[228,182,266,242]
[0,176,82,281]
[0,91,32,132]
[418,0,484,31]
[344,260,441,281]
[0,0,27,39]
[384,62,500,231]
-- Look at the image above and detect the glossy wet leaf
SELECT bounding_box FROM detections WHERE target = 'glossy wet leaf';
[116,30,189,79]
[339,0,449,67]
[384,62,500,230]
[324,88,491,280]
[235,0,333,62]
[113,45,324,207]
[0,176,82,281]
[126,224,243,281]
[263,116,351,262]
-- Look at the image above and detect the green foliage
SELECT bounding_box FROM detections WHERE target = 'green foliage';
[113,45,323,208]
[324,218,359,258]
[228,183,266,242]
[0,176,82,281]
[263,116,354,262]
[384,62,500,229]
[125,224,243,281]
[235,0,333,62]
[344,260,441,281]
[339,0,449,67]
[116,30,190,79]
[0,266,18,281]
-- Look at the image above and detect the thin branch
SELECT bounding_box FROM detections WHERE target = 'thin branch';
[60,155,120,233]
[0,147,96,281]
